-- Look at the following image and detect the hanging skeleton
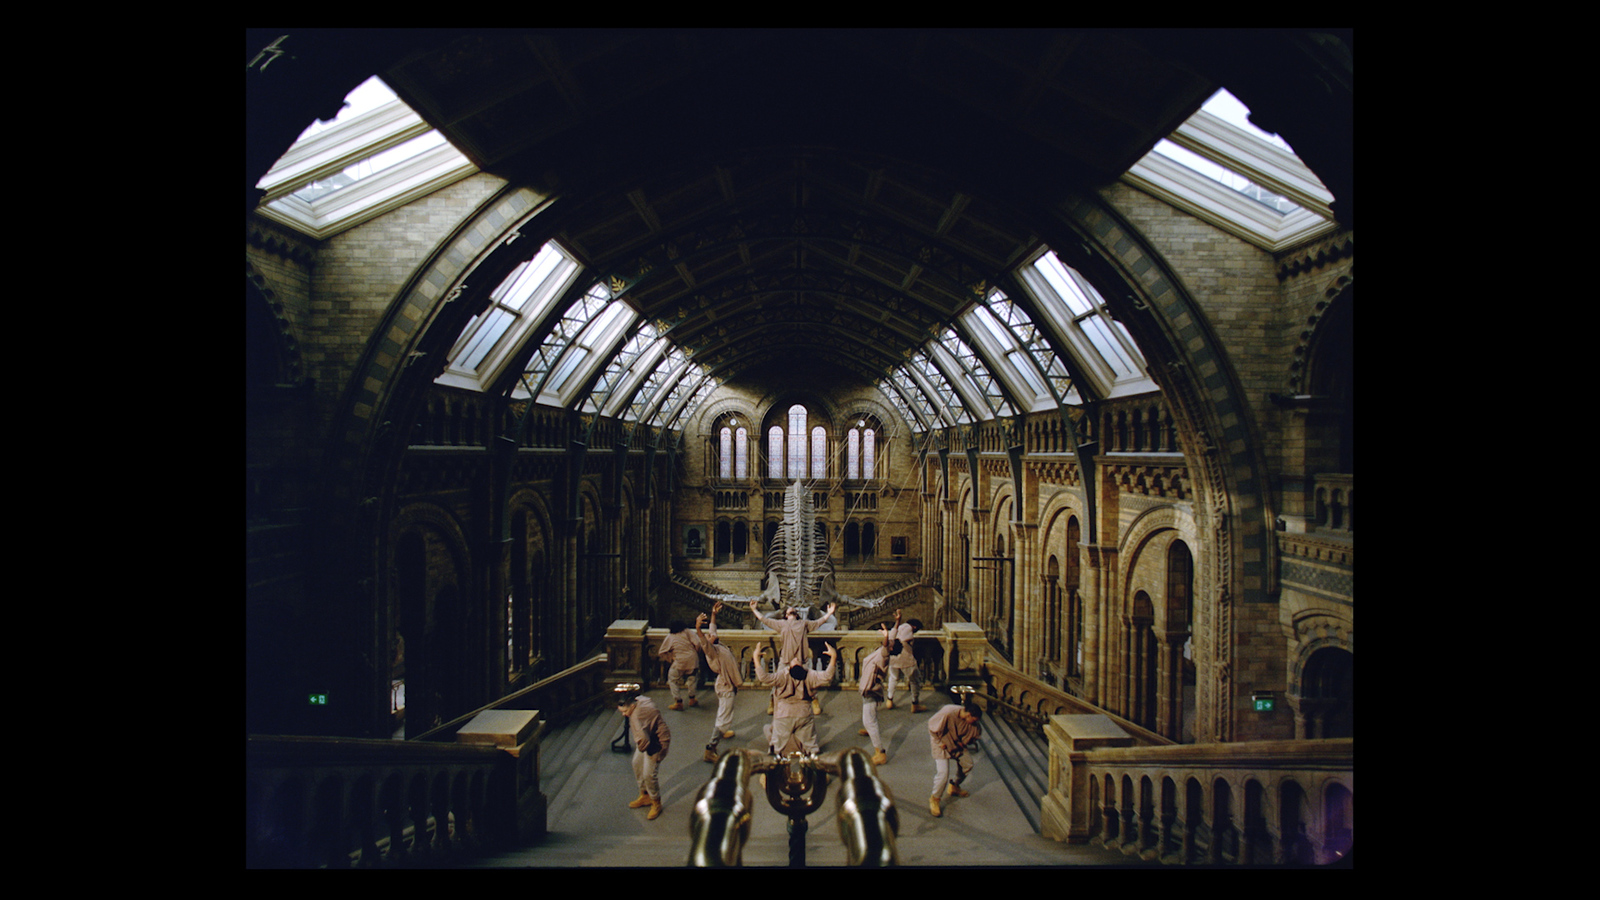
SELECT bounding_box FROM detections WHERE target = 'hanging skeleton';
[714,480,885,614]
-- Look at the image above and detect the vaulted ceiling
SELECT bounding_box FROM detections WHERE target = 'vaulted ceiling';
[247,28,1352,414]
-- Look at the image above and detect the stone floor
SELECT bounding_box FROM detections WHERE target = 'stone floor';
[458,686,1157,869]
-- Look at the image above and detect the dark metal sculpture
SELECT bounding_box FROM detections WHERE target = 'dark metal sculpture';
[686,747,899,867]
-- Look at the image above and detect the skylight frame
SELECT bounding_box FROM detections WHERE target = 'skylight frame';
[437,241,584,395]
[880,370,941,433]
[254,76,478,241]
[1016,249,1156,400]
[960,302,1057,414]
[544,300,637,409]
[1122,94,1337,253]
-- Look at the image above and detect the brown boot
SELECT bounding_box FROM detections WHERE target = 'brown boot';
[647,800,663,820]
[946,783,969,798]
[668,700,683,711]
[703,748,719,763]
[911,703,928,713]
[686,697,699,707]
[885,699,895,709]
[721,730,735,739]
[929,795,942,817]
[811,698,821,715]
[870,749,888,766]
[628,792,651,809]
[858,728,870,737]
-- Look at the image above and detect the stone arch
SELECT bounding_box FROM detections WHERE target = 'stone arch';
[1296,645,1353,739]
[1320,778,1354,863]
[1118,505,1198,630]
[508,487,554,681]
[245,258,306,395]
[1047,194,1281,740]
[388,502,473,736]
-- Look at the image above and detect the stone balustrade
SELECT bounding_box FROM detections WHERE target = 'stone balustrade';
[246,655,611,868]
[605,618,986,693]
[1040,714,1353,866]
[973,652,1174,744]
[245,719,539,868]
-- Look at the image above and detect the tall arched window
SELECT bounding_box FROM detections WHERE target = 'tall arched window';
[847,421,878,480]
[735,427,748,479]
[719,427,732,479]
[811,426,826,479]
[787,405,807,479]
[768,425,784,479]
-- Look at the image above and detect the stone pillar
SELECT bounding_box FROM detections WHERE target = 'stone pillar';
[1087,543,1119,711]
[1158,630,1186,741]
[1082,543,1104,707]
[941,499,959,601]
[943,621,988,693]
[1011,520,1039,674]
[455,708,548,844]
[604,619,652,692]
[561,517,581,670]
[1040,714,1134,843]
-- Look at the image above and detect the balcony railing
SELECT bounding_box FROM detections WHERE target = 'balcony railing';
[1046,730,1353,865]
[246,655,610,868]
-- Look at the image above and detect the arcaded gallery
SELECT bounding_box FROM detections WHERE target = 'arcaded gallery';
[245,28,1353,868]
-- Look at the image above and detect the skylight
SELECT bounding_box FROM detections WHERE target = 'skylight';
[1150,139,1301,215]
[437,241,582,393]
[1016,248,1154,400]
[1123,88,1336,252]
[255,76,477,240]
[1199,89,1294,153]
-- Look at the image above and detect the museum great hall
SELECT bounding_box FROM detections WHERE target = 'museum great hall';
[246,28,1353,868]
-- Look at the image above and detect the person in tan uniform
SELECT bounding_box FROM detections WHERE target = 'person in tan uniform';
[694,602,743,762]
[656,620,701,710]
[753,640,836,756]
[885,610,926,712]
[926,702,982,817]
[749,599,836,714]
[855,621,899,766]
[616,688,672,821]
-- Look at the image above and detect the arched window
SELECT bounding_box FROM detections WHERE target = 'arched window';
[768,425,784,479]
[811,426,826,479]
[719,427,732,479]
[863,428,876,479]
[787,405,807,479]
[847,428,861,479]
[1167,540,1194,634]
[735,427,748,479]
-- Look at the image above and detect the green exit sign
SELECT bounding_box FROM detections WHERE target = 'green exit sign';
[308,693,328,706]
[1252,693,1275,712]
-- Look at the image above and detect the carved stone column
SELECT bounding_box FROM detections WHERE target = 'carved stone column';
[1082,543,1106,707]
[1158,629,1187,741]
[1011,520,1040,674]
[969,508,989,631]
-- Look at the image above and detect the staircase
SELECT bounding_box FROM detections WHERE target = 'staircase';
[977,707,1052,834]
[535,703,630,825]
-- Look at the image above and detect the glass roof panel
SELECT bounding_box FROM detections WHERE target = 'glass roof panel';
[294,76,396,140]
[255,75,475,240]
[1151,139,1300,215]
[1121,87,1335,251]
